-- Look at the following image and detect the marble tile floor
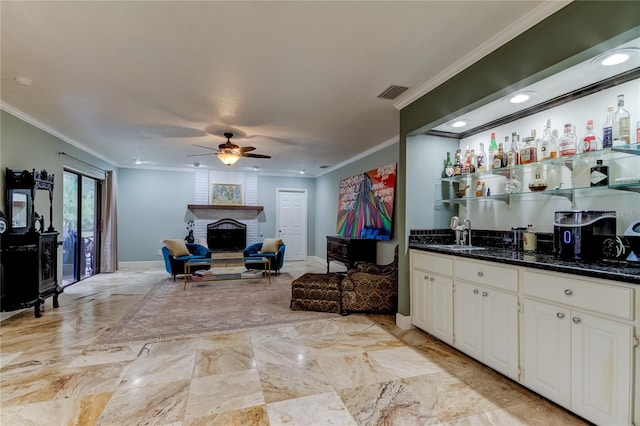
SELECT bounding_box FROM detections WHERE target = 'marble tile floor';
[1,259,588,425]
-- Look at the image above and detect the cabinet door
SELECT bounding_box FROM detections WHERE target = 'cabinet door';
[430,274,453,345]
[453,281,483,360]
[571,311,633,426]
[522,299,571,408]
[482,288,519,380]
[411,269,429,331]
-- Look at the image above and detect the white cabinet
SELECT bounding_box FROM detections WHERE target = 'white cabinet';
[522,299,571,407]
[409,250,637,426]
[522,270,635,426]
[453,275,519,380]
[410,250,453,345]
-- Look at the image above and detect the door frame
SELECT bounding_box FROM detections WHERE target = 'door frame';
[275,188,307,261]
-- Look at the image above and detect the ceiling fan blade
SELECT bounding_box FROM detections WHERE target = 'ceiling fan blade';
[192,143,217,151]
[237,146,256,153]
[186,152,216,157]
[242,153,271,159]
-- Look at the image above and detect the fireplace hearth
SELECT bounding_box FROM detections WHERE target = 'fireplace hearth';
[207,218,247,252]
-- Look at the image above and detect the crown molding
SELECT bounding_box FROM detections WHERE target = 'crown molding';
[1,101,119,167]
[315,135,399,178]
[393,1,571,110]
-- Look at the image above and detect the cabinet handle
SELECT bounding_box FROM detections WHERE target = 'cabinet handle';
[429,277,434,282]
[556,312,565,319]
[572,316,581,324]
[424,275,429,280]
[482,291,488,297]
[477,272,484,277]
[473,289,479,294]
[564,289,573,296]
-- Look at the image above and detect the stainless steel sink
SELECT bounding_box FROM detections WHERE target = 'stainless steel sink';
[426,244,487,251]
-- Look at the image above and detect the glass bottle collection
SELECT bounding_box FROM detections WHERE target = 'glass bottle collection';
[441,93,636,197]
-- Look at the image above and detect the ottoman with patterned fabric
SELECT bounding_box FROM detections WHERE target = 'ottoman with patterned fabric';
[290,273,344,314]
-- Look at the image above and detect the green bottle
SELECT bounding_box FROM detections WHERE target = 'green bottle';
[488,132,499,170]
[444,152,454,177]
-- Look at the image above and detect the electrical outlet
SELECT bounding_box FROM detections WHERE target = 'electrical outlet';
[157,249,162,255]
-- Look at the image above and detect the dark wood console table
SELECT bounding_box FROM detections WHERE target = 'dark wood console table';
[326,236,377,273]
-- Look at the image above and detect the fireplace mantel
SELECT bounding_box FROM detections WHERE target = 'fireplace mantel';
[187,205,264,221]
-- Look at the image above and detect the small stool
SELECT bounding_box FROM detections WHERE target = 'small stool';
[290,273,344,314]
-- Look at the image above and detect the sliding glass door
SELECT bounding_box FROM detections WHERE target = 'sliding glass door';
[62,170,101,286]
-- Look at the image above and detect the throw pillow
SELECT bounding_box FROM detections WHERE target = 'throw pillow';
[162,239,190,257]
[260,238,282,253]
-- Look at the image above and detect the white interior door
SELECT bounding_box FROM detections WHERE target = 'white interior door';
[276,188,307,261]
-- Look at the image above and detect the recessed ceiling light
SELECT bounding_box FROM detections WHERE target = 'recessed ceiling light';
[504,91,537,104]
[299,170,306,175]
[252,166,260,171]
[450,120,468,128]
[594,48,639,66]
[134,159,143,165]
[15,76,33,86]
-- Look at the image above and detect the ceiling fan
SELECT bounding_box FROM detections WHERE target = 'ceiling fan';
[189,132,272,166]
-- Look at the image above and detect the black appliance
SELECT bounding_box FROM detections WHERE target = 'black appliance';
[553,210,617,261]
[623,219,640,262]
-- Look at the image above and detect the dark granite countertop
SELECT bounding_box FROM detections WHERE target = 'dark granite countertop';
[409,243,640,285]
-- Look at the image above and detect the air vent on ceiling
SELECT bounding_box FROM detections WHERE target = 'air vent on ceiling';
[319,165,330,169]
[377,85,409,100]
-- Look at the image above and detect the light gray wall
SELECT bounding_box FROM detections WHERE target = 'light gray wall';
[1,110,116,279]
[406,135,458,231]
[257,175,316,255]
[117,168,194,262]
[2,109,399,267]
[314,142,399,264]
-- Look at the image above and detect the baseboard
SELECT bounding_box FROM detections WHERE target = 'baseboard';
[395,313,413,330]
[118,260,164,270]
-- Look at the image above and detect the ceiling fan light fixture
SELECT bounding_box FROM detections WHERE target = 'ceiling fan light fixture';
[217,151,240,166]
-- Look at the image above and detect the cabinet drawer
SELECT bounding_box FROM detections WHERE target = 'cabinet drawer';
[454,258,518,293]
[411,250,453,277]
[522,270,634,321]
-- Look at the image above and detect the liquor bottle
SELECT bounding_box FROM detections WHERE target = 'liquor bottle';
[539,119,558,160]
[590,160,609,187]
[476,142,486,172]
[602,106,614,148]
[444,152,454,177]
[462,146,471,174]
[494,143,504,169]
[581,120,600,152]
[558,123,577,156]
[507,132,519,166]
[476,180,483,197]
[519,130,537,164]
[469,149,476,174]
[502,137,509,167]
[488,132,498,170]
[612,94,630,145]
[453,149,462,176]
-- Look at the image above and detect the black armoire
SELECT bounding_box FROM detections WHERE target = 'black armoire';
[1,168,61,317]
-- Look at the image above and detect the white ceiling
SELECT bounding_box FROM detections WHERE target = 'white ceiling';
[1,1,568,177]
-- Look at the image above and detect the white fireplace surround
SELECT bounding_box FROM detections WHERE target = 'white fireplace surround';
[190,169,261,247]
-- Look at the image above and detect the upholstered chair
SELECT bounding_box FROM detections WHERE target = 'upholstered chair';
[162,239,212,281]
[341,245,398,314]
[243,238,286,274]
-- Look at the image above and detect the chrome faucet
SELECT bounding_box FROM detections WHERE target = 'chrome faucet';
[463,219,471,246]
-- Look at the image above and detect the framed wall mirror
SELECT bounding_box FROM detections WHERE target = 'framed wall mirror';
[7,189,32,233]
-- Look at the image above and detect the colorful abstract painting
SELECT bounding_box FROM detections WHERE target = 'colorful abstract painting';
[336,162,396,240]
